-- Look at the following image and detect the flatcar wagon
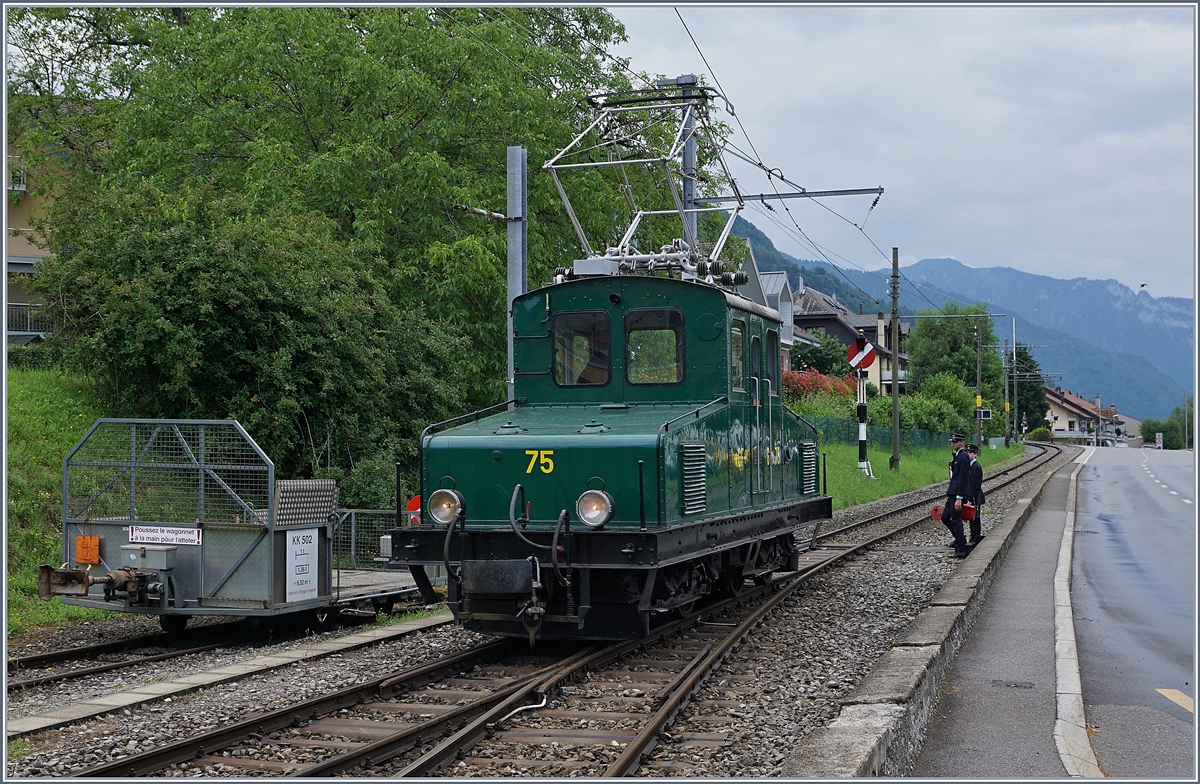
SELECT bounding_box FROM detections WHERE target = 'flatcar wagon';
[36,419,413,632]
[389,271,832,643]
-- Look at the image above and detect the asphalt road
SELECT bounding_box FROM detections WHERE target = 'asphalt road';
[1072,446,1195,778]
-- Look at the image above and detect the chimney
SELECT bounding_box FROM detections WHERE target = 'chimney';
[877,311,885,349]
[859,303,863,315]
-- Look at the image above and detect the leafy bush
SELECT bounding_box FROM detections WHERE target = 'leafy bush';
[918,372,975,419]
[867,391,970,435]
[790,328,853,376]
[1027,426,1052,441]
[782,368,854,400]
[6,341,61,370]
[791,392,854,419]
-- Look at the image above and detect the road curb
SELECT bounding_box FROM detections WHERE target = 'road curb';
[782,452,1067,777]
[1054,449,1103,777]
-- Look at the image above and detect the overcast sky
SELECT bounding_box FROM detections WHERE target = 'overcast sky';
[607,5,1196,300]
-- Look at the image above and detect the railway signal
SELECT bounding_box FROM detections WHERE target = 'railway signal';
[852,331,874,477]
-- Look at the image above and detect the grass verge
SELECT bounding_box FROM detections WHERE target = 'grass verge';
[6,368,114,635]
[821,441,1025,510]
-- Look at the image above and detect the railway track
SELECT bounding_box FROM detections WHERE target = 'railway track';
[815,442,1060,542]
[67,446,1064,778]
[6,608,388,693]
[25,442,1064,779]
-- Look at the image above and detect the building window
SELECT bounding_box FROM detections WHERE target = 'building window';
[8,156,27,193]
[1068,419,1076,431]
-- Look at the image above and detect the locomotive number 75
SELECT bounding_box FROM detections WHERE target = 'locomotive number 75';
[524,450,554,474]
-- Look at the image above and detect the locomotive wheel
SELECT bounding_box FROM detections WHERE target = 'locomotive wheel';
[159,615,188,634]
[721,566,746,597]
[753,571,774,586]
[676,599,698,619]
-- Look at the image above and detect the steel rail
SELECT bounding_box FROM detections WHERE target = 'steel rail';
[74,639,518,777]
[815,443,1060,543]
[7,632,184,674]
[7,641,231,692]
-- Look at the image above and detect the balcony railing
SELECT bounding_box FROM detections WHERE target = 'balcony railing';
[7,303,54,335]
[8,156,27,192]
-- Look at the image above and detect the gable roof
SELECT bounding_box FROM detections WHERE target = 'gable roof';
[1045,386,1118,422]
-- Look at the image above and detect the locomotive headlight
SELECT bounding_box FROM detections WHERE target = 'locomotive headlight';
[428,489,464,525]
[575,489,614,528]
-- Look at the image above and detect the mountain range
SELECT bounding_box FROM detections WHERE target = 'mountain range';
[732,218,1194,421]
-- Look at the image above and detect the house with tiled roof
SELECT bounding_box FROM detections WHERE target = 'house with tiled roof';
[791,284,909,394]
[1044,386,1124,446]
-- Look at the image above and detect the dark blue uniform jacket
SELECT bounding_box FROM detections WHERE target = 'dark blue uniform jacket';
[947,448,971,499]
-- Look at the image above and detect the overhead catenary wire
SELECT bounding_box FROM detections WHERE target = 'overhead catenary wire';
[673,9,945,318]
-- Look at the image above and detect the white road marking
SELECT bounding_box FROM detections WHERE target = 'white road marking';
[1184,500,1193,505]
[1156,689,1194,712]
[1170,491,1179,495]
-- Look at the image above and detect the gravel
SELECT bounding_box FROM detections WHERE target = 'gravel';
[6,445,1076,778]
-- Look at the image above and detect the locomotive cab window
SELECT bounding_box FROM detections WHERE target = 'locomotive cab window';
[553,311,611,386]
[625,308,684,385]
[731,320,745,390]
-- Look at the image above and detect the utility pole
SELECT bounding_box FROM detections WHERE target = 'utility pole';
[506,146,528,409]
[975,320,983,448]
[1003,339,1010,447]
[889,247,900,470]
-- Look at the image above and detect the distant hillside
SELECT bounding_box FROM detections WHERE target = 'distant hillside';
[871,275,1187,420]
[1005,315,1187,421]
[817,256,1193,392]
[728,218,1192,419]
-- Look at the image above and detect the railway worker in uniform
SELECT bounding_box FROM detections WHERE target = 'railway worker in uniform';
[943,433,971,558]
[966,443,986,545]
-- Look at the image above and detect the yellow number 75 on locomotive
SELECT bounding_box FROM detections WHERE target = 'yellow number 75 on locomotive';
[524,449,554,474]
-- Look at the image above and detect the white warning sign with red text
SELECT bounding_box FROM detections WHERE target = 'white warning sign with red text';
[128,525,202,546]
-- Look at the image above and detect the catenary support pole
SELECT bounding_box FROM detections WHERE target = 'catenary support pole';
[975,320,983,448]
[506,146,528,410]
[1003,339,1010,447]
[680,75,698,248]
[889,247,901,471]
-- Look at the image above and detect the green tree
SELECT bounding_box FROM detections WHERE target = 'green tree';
[1141,416,1185,450]
[10,7,716,501]
[1165,395,1193,450]
[31,182,469,504]
[791,328,853,377]
[8,7,650,408]
[1010,343,1049,434]
[906,303,1004,404]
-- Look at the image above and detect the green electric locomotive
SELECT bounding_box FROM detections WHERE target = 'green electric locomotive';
[387,82,837,642]
[390,272,831,642]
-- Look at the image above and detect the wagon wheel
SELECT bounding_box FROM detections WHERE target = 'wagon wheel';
[159,615,188,635]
